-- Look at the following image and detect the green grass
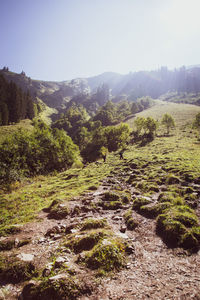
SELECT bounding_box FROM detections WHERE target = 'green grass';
[0,119,33,143]
[1,99,200,252]
[0,156,120,236]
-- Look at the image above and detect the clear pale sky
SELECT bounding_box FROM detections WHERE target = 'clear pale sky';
[0,0,200,81]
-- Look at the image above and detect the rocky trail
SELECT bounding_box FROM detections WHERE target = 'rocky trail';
[0,159,200,300]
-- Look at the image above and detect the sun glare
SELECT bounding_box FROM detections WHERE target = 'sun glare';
[160,0,200,37]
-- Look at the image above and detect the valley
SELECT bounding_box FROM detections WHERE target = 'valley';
[0,101,200,299]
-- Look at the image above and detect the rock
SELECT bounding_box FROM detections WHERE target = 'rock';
[120,226,127,233]
[17,253,34,262]
[42,263,53,277]
[54,256,68,268]
[112,216,122,221]
[45,225,62,237]
[125,245,135,255]
[65,223,77,234]
[19,281,38,300]
[15,238,20,247]
[52,234,63,240]
[49,273,67,282]
[0,289,5,300]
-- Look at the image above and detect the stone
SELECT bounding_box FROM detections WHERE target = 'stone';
[17,253,34,262]
[49,273,67,282]
[125,245,135,255]
[0,289,5,300]
[54,256,68,268]
[120,226,127,233]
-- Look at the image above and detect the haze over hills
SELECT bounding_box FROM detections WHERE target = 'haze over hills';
[1,65,200,111]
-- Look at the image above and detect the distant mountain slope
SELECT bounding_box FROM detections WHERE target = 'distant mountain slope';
[1,65,200,110]
[0,69,90,109]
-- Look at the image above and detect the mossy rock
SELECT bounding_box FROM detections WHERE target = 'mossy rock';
[46,201,69,220]
[65,231,105,254]
[0,255,37,284]
[147,184,159,193]
[20,274,91,300]
[140,202,172,219]
[84,238,125,272]
[132,196,152,211]
[0,239,15,251]
[0,224,22,237]
[124,210,139,230]
[100,200,122,210]
[80,218,108,231]
[156,215,187,247]
[166,175,180,185]
[103,191,120,202]
[156,206,200,250]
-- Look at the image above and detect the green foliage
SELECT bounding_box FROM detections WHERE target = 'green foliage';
[134,116,158,140]
[161,113,175,135]
[0,74,35,125]
[0,120,80,183]
[81,123,130,162]
[193,112,200,137]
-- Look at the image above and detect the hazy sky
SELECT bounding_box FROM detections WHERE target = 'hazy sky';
[1,0,200,81]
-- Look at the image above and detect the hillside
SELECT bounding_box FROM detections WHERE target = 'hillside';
[0,101,200,299]
[1,65,200,114]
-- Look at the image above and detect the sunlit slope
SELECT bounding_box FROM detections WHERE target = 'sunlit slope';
[127,100,200,129]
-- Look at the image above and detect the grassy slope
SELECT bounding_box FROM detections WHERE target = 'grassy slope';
[1,100,200,235]
[0,120,33,143]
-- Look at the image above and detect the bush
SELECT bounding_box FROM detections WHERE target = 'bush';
[0,121,81,183]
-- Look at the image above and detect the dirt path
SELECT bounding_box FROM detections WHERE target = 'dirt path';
[0,162,200,300]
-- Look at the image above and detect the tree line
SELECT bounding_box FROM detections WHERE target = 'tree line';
[0,74,35,125]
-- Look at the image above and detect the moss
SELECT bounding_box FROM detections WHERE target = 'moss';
[123,210,139,230]
[20,274,90,300]
[147,184,159,193]
[0,240,15,251]
[100,200,122,210]
[46,200,69,220]
[0,224,22,237]
[166,174,180,184]
[184,186,195,194]
[65,231,106,253]
[80,218,108,231]
[103,191,120,201]
[156,205,200,250]
[132,197,152,211]
[0,255,37,284]
[140,202,172,219]
[84,238,125,272]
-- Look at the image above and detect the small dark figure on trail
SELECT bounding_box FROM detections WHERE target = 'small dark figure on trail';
[102,154,106,162]
[119,150,124,160]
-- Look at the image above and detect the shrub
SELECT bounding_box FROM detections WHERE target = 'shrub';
[0,122,81,184]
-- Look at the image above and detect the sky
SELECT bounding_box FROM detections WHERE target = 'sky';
[0,0,200,81]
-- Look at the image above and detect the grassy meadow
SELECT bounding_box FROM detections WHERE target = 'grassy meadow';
[0,100,200,237]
